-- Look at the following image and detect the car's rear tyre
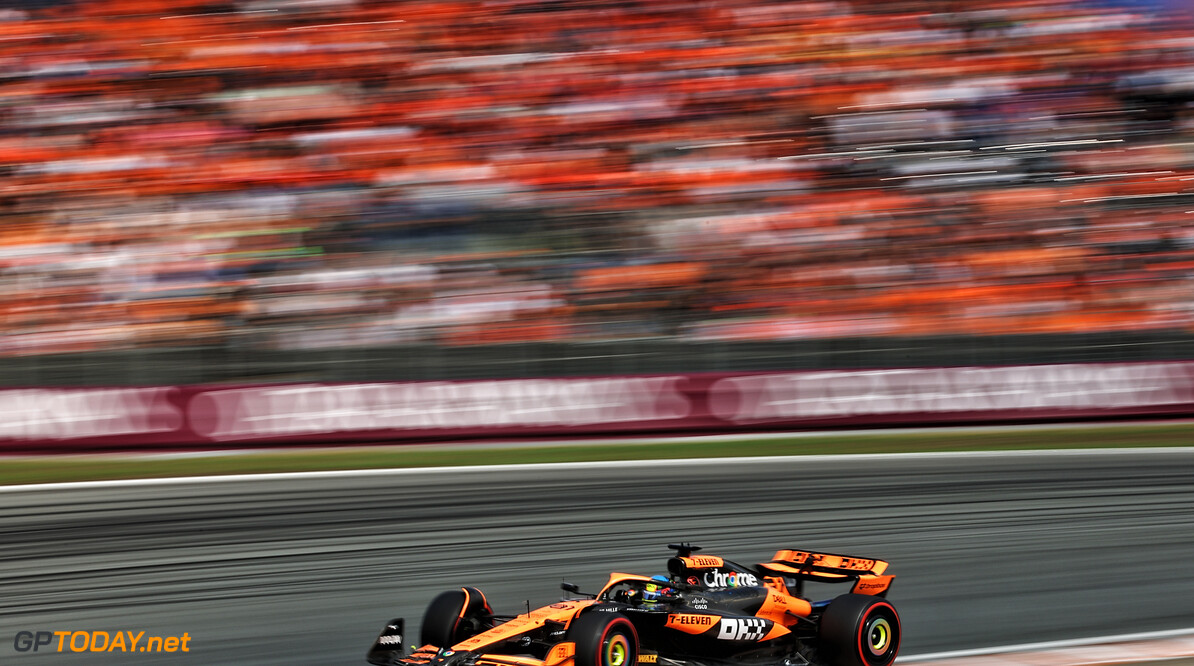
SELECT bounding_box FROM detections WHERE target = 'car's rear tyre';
[420,587,494,648]
[818,594,901,666]
[569,612,638,666]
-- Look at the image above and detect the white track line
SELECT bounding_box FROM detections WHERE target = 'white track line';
[900,628,1194,664]
[3,446,1194,493]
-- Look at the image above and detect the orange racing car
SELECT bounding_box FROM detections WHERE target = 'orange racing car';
[366,544,899,666]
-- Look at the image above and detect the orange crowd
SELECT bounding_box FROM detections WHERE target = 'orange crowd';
[2,0,1194,355]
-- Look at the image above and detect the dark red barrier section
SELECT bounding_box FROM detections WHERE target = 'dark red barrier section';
[3,362,1194,451]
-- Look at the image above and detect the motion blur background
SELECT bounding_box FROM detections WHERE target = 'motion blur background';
[7,5,1194,662]
[3,0,1194,384]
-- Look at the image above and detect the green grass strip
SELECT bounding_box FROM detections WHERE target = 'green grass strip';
[1,423,1192,487]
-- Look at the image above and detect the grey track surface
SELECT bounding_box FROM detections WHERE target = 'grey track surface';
[3,450,1194,664]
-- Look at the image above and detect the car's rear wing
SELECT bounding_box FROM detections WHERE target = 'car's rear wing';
[757,549,893,597]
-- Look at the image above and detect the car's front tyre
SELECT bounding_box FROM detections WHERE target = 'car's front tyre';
[420,587,494,648]
[818,594,900,666]
[569,612,639,666]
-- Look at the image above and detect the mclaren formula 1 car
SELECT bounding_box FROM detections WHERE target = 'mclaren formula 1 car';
[367,544,900,666]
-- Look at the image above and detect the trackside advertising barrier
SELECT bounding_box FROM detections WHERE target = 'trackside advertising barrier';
[3,362,1194,451]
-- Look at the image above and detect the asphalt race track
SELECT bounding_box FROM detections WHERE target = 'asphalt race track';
[3,449,1194,664]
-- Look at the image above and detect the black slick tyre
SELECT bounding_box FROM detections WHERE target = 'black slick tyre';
[420,587,494,648]
[818,594,901,666]
[569,612,639,666]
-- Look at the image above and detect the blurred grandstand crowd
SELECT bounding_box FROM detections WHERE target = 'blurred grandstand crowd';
[2,0,1194,355]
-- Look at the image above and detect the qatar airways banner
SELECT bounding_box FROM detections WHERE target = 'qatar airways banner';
[705,363,1194,423]
[186,378,693,441]
[3,362,1194,450]
[0,388,187,444]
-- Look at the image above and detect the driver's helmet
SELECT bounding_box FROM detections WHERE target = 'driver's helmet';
[642,575,674,604]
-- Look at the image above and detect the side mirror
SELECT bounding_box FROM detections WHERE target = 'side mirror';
[561,582,580,594]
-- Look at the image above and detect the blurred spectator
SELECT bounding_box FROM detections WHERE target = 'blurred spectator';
[2,0,1194,356]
